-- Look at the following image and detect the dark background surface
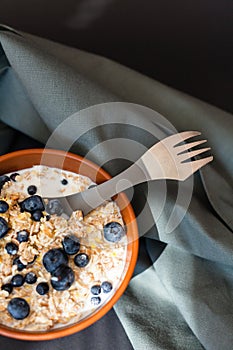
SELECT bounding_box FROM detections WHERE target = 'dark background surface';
[0,0,232,113]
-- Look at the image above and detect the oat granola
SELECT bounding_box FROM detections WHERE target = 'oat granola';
[0,166,127,331]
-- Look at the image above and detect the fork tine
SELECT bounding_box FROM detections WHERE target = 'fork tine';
[180,147,211,161]
[186,155,213,173]
[167,131,201,146]
[176,139,207,153]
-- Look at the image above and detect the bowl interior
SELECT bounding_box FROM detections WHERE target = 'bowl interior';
[0,148,138,340]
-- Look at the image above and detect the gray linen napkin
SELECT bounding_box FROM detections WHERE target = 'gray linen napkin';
[0,26,232,350]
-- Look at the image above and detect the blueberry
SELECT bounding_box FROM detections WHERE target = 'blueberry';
[43,248,68,273]
[0,217,9,239]
[74,253,89,268]
[91,285,101,295]
[13,256,26,271]
[36,282,49,295]
[61,179,68,185]
[27,185,37,195]
[31,210,43,222]
[103,222,125,243]
[11,274,25,287]
[25,272,37,284]
[51,264,75,291]
[62,235,80,255]
[0,175,10,192]
[101,281,113,293]
[16,230,29,243]
[10,173,19,182]
[5,242,18,255]
[1,283,13,294]
[91,297,101,306]
[46,215,51,221]
[7,297,30,320]
[45,199,63,216]
[0,200,9,213]
[19,195,45,213]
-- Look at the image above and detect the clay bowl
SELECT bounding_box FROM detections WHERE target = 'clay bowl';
[0,148,138,341]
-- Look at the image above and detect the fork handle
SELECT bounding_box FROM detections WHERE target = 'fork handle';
[66,159,150,215]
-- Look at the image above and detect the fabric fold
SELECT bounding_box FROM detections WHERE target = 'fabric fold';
[0,29,232,232]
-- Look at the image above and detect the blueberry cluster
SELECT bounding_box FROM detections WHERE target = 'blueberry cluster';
[4,229,35,271]
[0,174,42,219]
[2,271,37,293]
[0,173,122,323]
[0,173,21,193]
[0,174,47,223]
[2,267,51,319]
[20,188,66,221]
[90,281,113,306]
[19,195,45,222]
[4,229,31,256]
[2,269,49,297]
[4,235,90,310]
[42,235,91,292]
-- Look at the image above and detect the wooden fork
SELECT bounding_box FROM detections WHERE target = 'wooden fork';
[52,131,213,216]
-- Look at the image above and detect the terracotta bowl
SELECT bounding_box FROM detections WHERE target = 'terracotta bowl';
[0,148,138,341]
